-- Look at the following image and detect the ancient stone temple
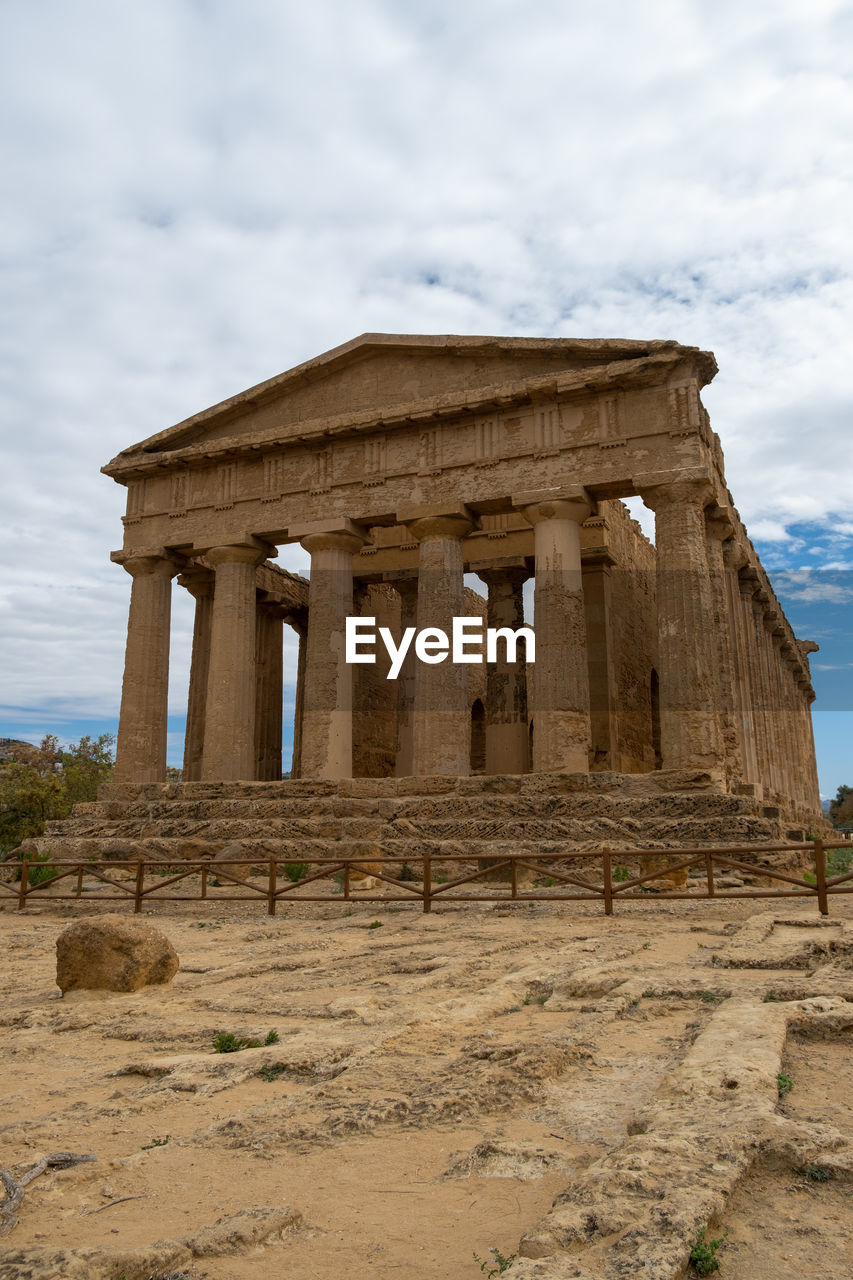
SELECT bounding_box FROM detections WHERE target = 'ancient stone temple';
[100,334,820,831]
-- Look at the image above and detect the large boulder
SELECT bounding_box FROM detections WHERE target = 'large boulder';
[56,914,179,994]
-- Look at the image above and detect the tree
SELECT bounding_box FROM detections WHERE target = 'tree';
[829,784,853,827]
[0,734,114,858]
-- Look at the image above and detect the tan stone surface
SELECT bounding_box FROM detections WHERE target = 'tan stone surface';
[3,898,852,1278]
[55,914,179,994]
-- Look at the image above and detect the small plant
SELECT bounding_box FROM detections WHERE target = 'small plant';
[474,1246,517,1276]
[398,861,419,882]
[213,1029,279,1053]
[537,994,548,1005]
[522,995,531,1006]
[689,1226,729,1276]
[283,861,310,882]
[613,864,630,882]
[141,1134,170,1149]
[435,873,448,884]
[259,1063,287,1082]
[368,920,383,930]
[776,1071,794,1098]
[698,990,719,1003]
[802,1164,832,1182]
[507,1005,522,1013]
[642,941,651,950]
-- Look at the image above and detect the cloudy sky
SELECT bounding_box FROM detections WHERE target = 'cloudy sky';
[1,0,851,797]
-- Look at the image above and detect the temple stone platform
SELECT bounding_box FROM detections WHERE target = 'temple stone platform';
[29,771,793,870]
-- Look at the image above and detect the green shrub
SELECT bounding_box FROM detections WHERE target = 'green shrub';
[213,1029,279,1053]
[776,1071,794,1098]
[283,861,310,882]
[689,1226,729,1276]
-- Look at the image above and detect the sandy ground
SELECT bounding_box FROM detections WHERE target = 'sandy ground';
[1,890,851,1280]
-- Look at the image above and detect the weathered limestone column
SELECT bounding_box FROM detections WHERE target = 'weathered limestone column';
[254,601,284,781]
[780,644,805,813]
[723,542,760,792]
[288,613,307,778]
[113,552,180,785]
[296,521,367,780]
[474,563,530,775]
[581,551,620,770]
[393,577,419,777]
[516,487,592,773]
[201,543,270,782]
[179,567,214,782]
[636,472,724,778]
[704,509,743,788]
[400,505,474,777]
[796,670,822,816]
[757,598,784,799]
[739,569,771,791]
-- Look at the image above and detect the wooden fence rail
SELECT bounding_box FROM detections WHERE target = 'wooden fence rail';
[2,839,852,916]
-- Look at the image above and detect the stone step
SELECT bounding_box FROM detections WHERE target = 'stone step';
[67,789,761,828]
[45,807,769,844]
[30,815,777,864]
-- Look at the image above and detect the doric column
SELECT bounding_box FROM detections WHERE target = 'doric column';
[582,551,620,770]
[475,563,530,775]
[780,644,805,813]
[254,600,284,781]
[288,614,307,779]
[636,471,724,777]
[704,510,743,788]
[757,599,783,799]
[796,671,821,815]
[739,570,771,791]
[296,521,367,780]
[201,543,270,782]
[723,543,760,790]
[393,577,419,777]
[178,567,214,782]
[516,487,592,773]
[400,505,474,776]
[113,552,180,784]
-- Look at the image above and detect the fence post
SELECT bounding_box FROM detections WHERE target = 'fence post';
[17,861,29,910]
[344,863,351,900]
[201,864,208,900]
[510,857,518,900]
[76,866,84,899]
[268,857,277,917]
[134,861,144,913]
[814,838,829,916]
[602,848,613,916]
[423,852,432,913]
[705,851,716,898]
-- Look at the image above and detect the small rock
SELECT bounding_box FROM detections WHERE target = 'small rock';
[56,913,179,994]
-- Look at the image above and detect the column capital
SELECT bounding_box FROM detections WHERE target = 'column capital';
[206,543,270,569]
[723,540,750,572]
[397,503,474,542]
[705,505,736,542]
[633,467,714,510]
[291,517,368,557]
[177,566,215,599]
[475,563,530,592]
[513,486,592,526]
[111,550,182,580]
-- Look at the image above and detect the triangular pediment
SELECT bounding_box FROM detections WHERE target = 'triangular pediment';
[104,333,715,476]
